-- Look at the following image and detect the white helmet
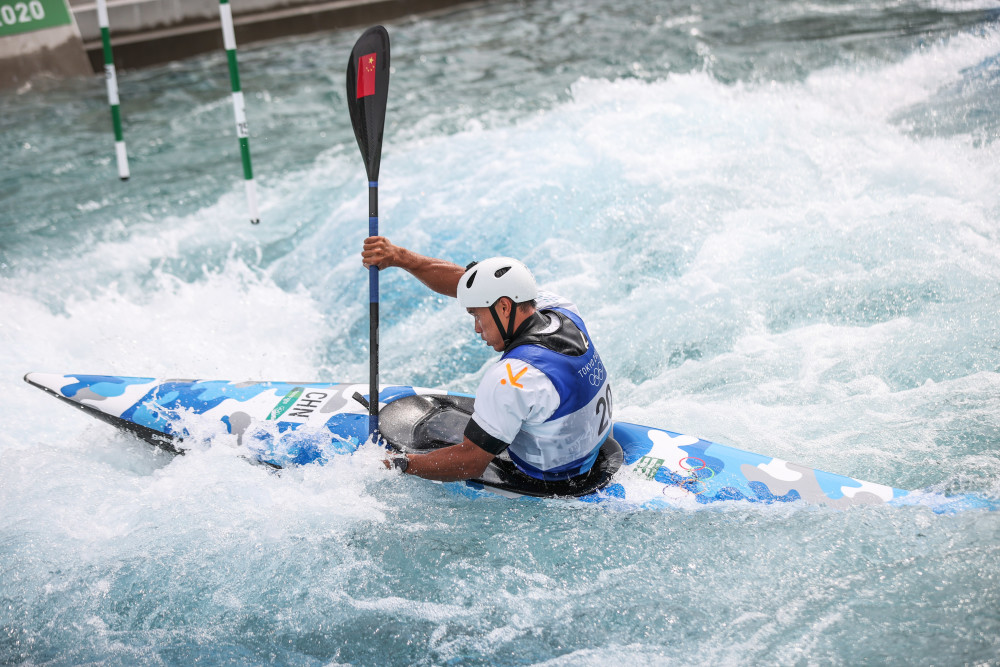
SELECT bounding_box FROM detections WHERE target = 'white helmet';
[457,257,538,309]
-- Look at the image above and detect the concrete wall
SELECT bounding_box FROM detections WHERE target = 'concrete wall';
[70,0,332,41]
[1,0,475,88]
[74,0,477,71]
[0,23,91,87]
[0,0,92,89]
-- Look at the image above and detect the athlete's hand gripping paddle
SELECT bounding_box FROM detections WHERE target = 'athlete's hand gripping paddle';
[346,26,390,441]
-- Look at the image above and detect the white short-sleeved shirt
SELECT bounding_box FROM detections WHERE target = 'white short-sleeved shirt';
[470,291,579,444]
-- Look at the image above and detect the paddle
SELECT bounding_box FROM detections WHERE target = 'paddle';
[346,26,391,441]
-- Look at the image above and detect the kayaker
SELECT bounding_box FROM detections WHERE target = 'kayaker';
[361,236,613,483]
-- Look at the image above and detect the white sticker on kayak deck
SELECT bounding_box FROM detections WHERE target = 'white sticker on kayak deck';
[268,388,336,423]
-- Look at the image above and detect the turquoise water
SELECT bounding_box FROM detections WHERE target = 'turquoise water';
[2,0,1000,664]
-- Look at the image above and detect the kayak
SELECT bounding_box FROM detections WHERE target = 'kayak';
[23,372,996,512]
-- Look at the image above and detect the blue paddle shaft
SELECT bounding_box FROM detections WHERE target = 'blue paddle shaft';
[369,181,379,437]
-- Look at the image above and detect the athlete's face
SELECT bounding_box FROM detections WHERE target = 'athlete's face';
[468,300,511,352]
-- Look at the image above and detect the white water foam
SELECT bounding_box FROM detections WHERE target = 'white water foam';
[2,16,999,666]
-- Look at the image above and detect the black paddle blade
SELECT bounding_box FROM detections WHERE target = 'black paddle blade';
[346,26,390,181]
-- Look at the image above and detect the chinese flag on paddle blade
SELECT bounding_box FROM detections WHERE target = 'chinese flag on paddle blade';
[356,52,377,98]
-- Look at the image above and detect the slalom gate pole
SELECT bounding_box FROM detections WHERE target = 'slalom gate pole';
[218,0,260,224]
[95,0,129,180]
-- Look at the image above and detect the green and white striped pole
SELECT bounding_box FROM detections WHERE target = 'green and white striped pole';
[218,0,260,224]
[95,0,129,180]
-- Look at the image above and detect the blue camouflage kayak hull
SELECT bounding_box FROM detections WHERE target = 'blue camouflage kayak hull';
[23,373,996,512]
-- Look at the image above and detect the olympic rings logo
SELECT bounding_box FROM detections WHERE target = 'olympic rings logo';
[588,366,605,386]
[664,456,715,496]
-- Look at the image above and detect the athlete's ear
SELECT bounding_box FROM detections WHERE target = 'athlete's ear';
[494,297,513,317]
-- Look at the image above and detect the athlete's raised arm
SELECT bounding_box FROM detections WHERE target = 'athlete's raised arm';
[361,236,464,297]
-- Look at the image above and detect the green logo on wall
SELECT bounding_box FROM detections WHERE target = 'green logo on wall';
[0,0,72,38]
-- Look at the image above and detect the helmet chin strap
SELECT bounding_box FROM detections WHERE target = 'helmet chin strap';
[488,298,520,348]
